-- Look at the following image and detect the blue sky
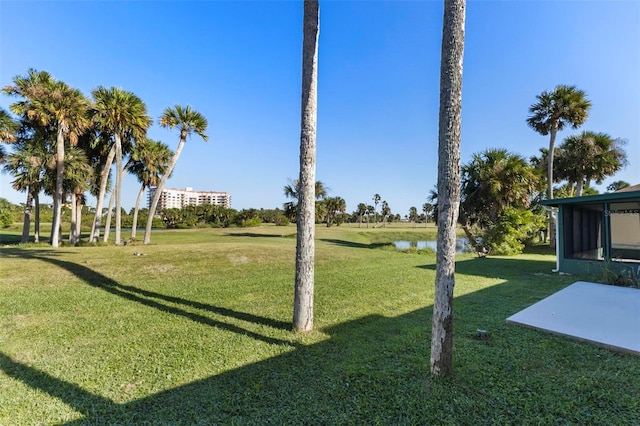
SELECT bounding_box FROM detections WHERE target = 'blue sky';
[1,0,638,217]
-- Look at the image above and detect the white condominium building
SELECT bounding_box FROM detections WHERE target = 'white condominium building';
[148,187,232,210]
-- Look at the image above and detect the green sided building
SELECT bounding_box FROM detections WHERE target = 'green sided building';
[541,185,640,279]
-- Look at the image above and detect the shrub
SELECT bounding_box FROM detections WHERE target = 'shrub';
[274,214,289,226]
[0,198,15,228]
[237,217,262,228]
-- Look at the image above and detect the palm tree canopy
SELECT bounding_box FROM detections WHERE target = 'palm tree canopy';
[284,179,327,200]
[4,137,48,191]
[0,108,18,144]
[526,85,591,135]
[3,69,55,118]
[556,131,628,186]
[607,180,630,192]
[159,105,208,142]
[128,138,174,188]
[92,86,152,143]
[61,147,93,195]
[461,148,542,216]
[4,70,91,146]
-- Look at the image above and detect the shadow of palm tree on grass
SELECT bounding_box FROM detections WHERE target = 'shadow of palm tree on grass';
[2,248,293,346]
[319,238,389,250]
[224,232,294,238]
[2,250,636,424]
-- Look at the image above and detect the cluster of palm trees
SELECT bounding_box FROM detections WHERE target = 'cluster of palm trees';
[531,131,628,198]
[353,194,393,228]
[526,84,627,246]
[283,179,347,227]
[1,69,208,246]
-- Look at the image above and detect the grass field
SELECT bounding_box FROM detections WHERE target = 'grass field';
[1,224,638,425]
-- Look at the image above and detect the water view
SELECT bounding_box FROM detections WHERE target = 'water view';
[393,238,471,254]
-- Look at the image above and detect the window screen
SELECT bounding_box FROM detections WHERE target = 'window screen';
[563,204,604,260]
[609,202,640,261]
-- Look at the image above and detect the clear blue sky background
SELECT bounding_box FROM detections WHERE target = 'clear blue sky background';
[1,1,638,217]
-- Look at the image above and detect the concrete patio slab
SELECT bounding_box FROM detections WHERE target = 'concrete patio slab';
[507,281,640,355]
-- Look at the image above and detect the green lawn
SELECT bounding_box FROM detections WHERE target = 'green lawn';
[1,224,638,425]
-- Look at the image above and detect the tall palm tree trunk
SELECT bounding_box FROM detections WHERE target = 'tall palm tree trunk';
[90,145,116,242]
[144,139,186,245]
[575,178,585,197]
[130,184,145,239]
[34,194,40,243]
[431,0,465,377]
[76,197,83,243]
[293,0,319,332]
[21,191,33,244]
[69,192,77,244]
[51,127,65,247]
[103,189,115,243]
[114,134,123,245]
[547,124,558,248]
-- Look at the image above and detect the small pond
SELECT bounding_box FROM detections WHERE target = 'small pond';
[393,238,471,254]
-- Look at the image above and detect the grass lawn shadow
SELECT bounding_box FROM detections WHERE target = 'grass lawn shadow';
[319,238,388,250]
[224,232,293,238]
[2,248,293,344]
[2,248,637,424]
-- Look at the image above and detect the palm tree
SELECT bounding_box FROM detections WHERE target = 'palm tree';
[284,179,327,200]
[607,180,630,192]
[143,105,208,245]
[459,148,542,253]
[556,132,627,196]
[62,147,93,244]
[422,202,432,227]
[372,193,381,227]
[283,179,327,221]
[527,85,591,246]
[4,70,91,247]
[88,142,115,242]
[431,0,465,377]
[365,205,375,228]
[381,200,390,227]
[0,108,18,145]
[408,206,418,227]
[92,86,151,245]
[293,0,319,332]
[323,196,346,227]
[128,138,173,239]
[0,108,18,167]
[357,202,367,228]
[4,139,46,243]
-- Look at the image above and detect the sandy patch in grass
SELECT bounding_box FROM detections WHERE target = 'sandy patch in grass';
[227,254,249,265]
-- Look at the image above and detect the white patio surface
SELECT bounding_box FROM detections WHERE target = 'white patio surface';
[506,281,640,355]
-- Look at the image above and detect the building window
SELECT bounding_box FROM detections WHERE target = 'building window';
[563,204,604,261]
[609,202,640,262]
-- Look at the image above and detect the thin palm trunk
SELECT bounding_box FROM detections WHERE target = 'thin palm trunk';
[547,124,558,247]
[76,197,82,243]
[103,189,115,243]
[51,126,65,247]
[144,141,185,245]
[431,0,465,377]
[69,192,77,244]
[130,184,145,239]
[90,145,116,242]
[21,191,33,243]
[114,134,123,245]
[293,0,319,332]
[576,178,585,197]
[34,194,40,243]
